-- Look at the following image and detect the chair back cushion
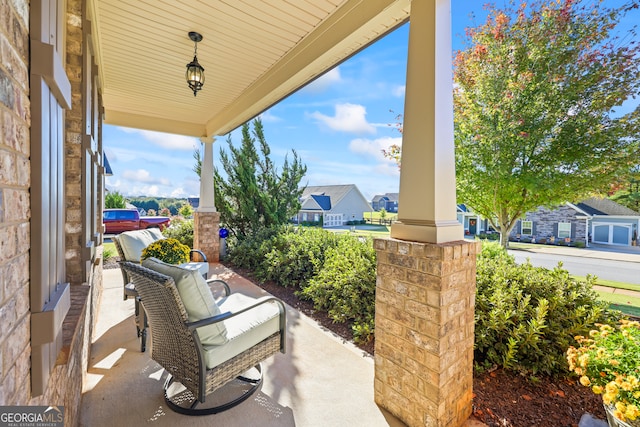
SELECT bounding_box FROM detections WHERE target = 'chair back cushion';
[142,257,228,345]
[117,229,164,262]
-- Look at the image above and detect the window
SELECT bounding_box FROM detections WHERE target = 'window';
[521,220,533,235]
[558,222,571,239]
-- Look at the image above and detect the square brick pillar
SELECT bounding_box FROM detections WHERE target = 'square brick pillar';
[193,211,220,263]
[374,238,478,427]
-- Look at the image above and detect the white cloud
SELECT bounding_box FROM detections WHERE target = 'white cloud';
[348,136,402,162]
[121,169,171,186]
[392,85,405,97]
[310,103,376,135]
[170,187,189,198]
[303,67,342,93]
[259,110,282,123]
[118,127,199,151]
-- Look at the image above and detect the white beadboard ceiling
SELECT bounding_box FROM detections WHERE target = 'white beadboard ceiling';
[88,0,411,137]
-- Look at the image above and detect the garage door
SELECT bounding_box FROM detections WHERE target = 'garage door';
[593,224,631,245]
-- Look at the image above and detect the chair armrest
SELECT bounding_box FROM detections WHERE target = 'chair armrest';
[206,279,230,296]
[186,296,286,330]
[190,249,208,263]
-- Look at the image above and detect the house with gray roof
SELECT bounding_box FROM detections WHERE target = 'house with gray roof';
[509,197,640,246]
[296,184,372,227]
[371,193,399,212]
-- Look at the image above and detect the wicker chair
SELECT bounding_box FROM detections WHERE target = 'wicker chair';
[112,229,209,352]
[119,261,286,415]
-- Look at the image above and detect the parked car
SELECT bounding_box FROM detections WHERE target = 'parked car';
[103,209,170,234]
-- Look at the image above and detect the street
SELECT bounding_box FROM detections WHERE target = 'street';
[508,249,640,285]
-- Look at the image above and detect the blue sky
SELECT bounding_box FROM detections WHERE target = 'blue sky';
[104,1,638,202]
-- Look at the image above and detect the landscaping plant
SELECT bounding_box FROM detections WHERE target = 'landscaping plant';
[300,235,376,343]
[163,218,195,248]
[141,238,190,265]
[567,320,640,424]
[474,242,620,376]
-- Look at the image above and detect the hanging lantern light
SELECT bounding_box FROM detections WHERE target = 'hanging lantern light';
[186,31,205,96]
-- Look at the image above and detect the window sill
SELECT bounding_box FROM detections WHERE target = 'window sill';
[57,284,90,365]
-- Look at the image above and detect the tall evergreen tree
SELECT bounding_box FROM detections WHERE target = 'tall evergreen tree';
[194,119,307,238]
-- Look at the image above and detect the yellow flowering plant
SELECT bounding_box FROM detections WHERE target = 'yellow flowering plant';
[141,238,190,265]
[567,320,640,425]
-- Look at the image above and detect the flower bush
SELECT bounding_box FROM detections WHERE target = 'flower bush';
[567,320,640,424]
[141,238,190,265]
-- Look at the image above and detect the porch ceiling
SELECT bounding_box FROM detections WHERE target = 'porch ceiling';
[88,0,410,138]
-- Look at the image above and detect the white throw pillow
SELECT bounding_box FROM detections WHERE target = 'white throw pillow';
[117,229,163,262]
[141,257,228,345]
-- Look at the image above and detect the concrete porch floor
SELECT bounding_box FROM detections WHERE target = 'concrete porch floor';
[80,265,483,427]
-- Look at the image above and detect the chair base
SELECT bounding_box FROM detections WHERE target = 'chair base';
[163,365,263,416]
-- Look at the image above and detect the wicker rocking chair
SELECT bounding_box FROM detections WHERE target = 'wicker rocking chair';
[119,261,286,415]
[113,229,209,352]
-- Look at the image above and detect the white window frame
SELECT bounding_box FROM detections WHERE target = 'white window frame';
[521,220,533,235]
[558,222,572,239]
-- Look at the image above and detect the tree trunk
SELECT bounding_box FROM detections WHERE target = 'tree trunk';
[500,229,510,249]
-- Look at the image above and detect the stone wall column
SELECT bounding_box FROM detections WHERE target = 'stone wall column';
[374,238,478,427]
[194,135,219,262]
[194,211,220,263]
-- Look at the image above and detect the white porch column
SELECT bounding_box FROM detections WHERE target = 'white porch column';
[198,136,216,212]
[391,0,463,244]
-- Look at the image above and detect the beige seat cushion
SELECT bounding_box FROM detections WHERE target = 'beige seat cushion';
[203,293,281,369]
[141,257,228,345]
[117,229,164,262]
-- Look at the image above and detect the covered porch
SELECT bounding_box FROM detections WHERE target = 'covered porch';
[81,265,483,426]
[0,1,476,426]
[80,266,404,426]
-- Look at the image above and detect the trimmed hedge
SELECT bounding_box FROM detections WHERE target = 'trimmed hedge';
[227,230,621,372]
[474,242,621,376]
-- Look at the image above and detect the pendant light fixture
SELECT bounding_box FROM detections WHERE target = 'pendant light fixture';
[186,31,205,96]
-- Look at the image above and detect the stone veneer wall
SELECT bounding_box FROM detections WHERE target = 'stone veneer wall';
[65,0,86,286]
[0,2,97,426]
[0,0,33,405]
[509,205,586,242]
[194,211,220,262]
[374,238,478,427]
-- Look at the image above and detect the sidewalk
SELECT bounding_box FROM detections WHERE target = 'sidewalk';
[508,241,640,263]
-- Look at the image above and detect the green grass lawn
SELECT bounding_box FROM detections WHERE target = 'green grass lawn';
[595,291,640,317]
[103,241,117,260]
[351,225,390,238]
[363,211,397,221]
[574,276,640,293]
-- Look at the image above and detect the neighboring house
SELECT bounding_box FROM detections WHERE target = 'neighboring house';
[371,193,399,212]
[188,197,200,209]
[296,184,372,227]
[510,198,640,246]
[457,204,491,236]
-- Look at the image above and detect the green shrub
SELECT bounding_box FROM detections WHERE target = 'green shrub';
[474,242,621,376]
[226,226,283,271]
[257,227,339,288]
[163,218,194,248]
[573,241,586,248]
[300,235,377,343]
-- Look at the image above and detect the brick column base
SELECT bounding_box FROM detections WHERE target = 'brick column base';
[193,211,220,263]
[374,238,478,427]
